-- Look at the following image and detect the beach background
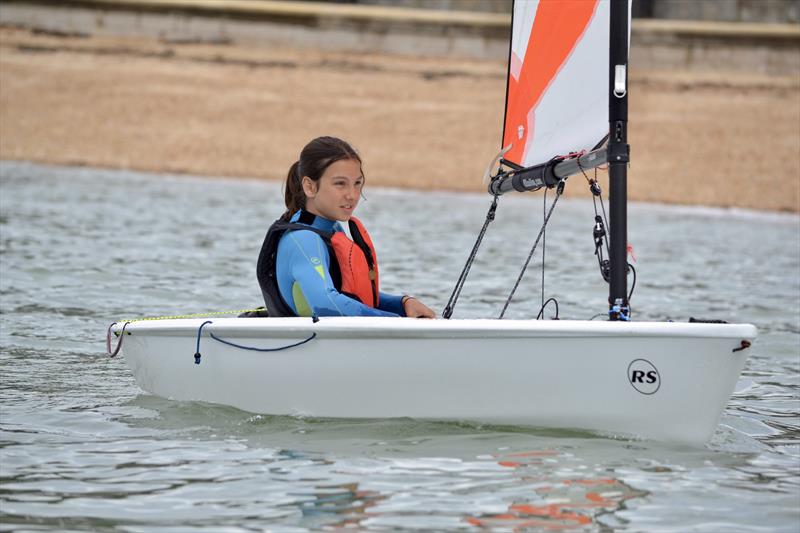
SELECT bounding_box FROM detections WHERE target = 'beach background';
[1,0,798,212]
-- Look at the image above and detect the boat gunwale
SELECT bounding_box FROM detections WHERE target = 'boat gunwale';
[112,317,758,340]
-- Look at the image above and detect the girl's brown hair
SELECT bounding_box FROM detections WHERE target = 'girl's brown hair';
[282,136,362,221]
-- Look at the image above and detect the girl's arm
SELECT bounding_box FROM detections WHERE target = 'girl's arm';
[377,292,406,316]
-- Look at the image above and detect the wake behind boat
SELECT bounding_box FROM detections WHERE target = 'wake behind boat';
[109,0,757,445]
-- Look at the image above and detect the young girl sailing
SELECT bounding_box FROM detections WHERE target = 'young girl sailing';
[258,136,435,318]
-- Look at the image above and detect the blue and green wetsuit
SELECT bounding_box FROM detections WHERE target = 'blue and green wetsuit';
[275,211,406,317]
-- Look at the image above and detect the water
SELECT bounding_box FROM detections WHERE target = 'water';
[1,160,798,532]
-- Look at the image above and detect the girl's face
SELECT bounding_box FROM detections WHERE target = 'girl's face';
[302,158,364,221]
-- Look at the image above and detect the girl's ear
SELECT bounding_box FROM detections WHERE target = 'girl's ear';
[301,176,318,198]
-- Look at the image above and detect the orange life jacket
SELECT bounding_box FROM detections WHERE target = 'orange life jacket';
[330,216,380,308]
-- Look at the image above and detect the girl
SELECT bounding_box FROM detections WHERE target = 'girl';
[257,136,435,318]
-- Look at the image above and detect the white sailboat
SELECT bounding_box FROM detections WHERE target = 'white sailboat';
[110,0,756,445]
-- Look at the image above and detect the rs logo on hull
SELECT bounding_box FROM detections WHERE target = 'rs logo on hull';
[627,359,660,395]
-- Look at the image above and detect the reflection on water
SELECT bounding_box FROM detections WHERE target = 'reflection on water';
[1,161,798,531]
[296,481,386,528]
[468,451,648,531]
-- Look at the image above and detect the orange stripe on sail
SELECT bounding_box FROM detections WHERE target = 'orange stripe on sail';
[503,0,600,166]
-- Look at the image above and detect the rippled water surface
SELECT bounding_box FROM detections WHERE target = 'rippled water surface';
[1,161,798,532]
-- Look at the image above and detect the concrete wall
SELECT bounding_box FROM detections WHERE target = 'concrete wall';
[644,0,799,24]
[346,0,511,15]
[315,0,800,23]
[1,0,798,74]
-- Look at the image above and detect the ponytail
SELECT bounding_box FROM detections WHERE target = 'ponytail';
[281,161,304,221]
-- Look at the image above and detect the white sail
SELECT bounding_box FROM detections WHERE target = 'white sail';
[502,0,629,168]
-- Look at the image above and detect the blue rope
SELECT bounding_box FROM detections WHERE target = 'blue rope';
[193,320,317,364]
[106,321,131,358]
[208,331,317,351]
[609,305,631,321]
[195,320,214,364]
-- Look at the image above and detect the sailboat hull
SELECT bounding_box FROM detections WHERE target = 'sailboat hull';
[115,318,756,444]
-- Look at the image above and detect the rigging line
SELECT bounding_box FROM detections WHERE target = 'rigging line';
[592,196,607,264]
[599,186,611,257]
[594,168,632,301]
[588,264,635,322]
[628,262,637,301]
[499,180,565,319]
[578,153,592,183]
[541,187,547,313]
[591,187,608,269]
[589,166,611,258]
[592,167,611,258]
[442,194,500,319]
[193,320,317,365]
[536,297,559,320]
[209,331,317,352]
[106,321,130,358]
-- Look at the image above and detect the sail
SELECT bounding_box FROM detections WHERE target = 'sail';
[502,0,621,168]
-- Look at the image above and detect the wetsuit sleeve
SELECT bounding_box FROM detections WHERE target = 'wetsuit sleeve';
[378,292,406,316]
[282,230,400,317]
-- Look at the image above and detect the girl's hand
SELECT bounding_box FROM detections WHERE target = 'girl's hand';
[402,297,436,319]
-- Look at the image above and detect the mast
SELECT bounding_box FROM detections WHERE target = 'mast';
[608,0,630,320]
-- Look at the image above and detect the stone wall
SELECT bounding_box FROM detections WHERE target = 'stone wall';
[1,0,798,75]
[350,0,800,23]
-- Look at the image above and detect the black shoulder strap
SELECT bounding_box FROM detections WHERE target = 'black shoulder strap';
[348,219,375,269]
[256,217,341,317]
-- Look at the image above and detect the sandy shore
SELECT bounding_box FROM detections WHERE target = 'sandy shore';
[1,27,798,212]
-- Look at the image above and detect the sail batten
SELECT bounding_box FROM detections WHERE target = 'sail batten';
[502,0,620,169]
